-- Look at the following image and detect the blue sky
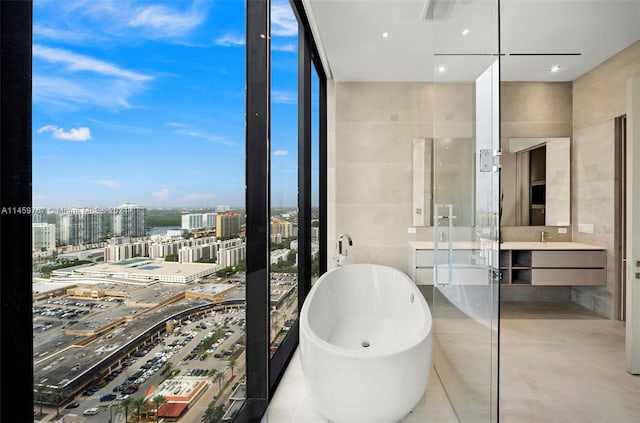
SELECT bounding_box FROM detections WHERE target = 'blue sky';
[33,0,311,209]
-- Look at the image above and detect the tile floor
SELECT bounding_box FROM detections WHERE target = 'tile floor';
[499,301,640,423]
[263,301,640,423]
[261,348,458,423]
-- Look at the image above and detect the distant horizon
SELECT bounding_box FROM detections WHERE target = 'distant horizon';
[30,204,309,211]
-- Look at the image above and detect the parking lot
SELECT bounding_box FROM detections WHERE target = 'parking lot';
[59,308,245,422]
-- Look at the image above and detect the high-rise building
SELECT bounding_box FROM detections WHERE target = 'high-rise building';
[32,207,48,223]
[202,212,217,228]
[271,219,294,238]
[112,203,147,237]
[32,223,56,251]
[58,208,104,246]
[216,212,241,238]
[181,213,204,231]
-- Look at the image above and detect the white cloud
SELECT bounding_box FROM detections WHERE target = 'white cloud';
[127,3,205,38]
[39,1,207,42]
[32,24,98,44]
[33,75,134,110]
[38,125,92,141]
[33,45,152,82]
[215,33,245,47]
[33,45,153,110]
[272,43,296,52]
[271,1,298,37]
[166,122,188,128]
[91,179,120,188]
[175,128,235,146]
[273,150,288,156]
[272,90,297,104]
[37,125,58,134]
[153,188,170,200]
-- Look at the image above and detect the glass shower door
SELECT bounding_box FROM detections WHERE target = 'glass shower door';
[431,0,500,421]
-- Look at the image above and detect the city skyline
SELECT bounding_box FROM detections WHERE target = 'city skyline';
[33,0,308,209]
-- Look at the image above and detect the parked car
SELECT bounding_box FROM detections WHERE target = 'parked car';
[100,393,117,402]
[83,408,100,416]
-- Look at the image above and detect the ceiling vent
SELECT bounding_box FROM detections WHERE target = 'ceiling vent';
[422,0,456,20]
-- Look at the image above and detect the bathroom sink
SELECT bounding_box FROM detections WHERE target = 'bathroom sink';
[500,241,604,250]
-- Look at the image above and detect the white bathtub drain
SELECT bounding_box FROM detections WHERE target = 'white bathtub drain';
[361,341,370,348]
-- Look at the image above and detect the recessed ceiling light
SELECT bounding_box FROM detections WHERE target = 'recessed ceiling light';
[437,66,446,73]
[462,28,470,36]
[549,65,562,72]
[382,32,389,38]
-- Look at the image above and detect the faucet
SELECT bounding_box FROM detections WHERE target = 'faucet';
[541,231,550,242]
[336,234,353,267]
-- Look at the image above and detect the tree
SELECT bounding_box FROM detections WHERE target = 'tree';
[213,370,225,392]
[52,386,67,417]
[119,396,134,423]
[228,358,236,377]
[201,404,225,423]
[151,394,167,422]
[160,361,173,378]
[33,384,48,417]
[132,397,147,423]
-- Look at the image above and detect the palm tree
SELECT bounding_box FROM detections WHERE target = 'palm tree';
[213,370,225,392]
[151,394,167,422]
[131,397,147,423]
[227,358,236,378]
[33,384,48,417]
[52,386,67,417]
[160,361,173,378]
[201,404,225,423]
[119,396,134,423]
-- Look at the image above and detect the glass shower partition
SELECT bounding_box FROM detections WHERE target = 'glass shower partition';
[431,0,500,421]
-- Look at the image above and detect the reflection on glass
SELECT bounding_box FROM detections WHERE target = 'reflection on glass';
[311,65,321,284]
[270,1,299,356]
[32,1,247,421]
[431,0,500,421]
[500,137,571,227]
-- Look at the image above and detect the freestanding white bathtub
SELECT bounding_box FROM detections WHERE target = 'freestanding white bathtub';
[300,263,433,423]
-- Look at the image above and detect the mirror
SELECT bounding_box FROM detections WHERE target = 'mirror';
[413,137,475,227]
[500,137,571,226]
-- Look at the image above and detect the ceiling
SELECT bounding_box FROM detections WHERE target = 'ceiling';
[302,0,640,82]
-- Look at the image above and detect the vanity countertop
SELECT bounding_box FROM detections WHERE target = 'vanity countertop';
[410,241,605,251]
[409,241,484,250]
[500,241,605,250]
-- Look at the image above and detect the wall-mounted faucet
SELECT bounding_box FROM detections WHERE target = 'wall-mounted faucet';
[541,231,550,243]
[336,234,353,267]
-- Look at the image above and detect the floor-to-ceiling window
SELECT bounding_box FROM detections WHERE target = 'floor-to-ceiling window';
[0,1,324,421]
[29,1,251,422]
[239,0,326,420]
[270,0,299,359]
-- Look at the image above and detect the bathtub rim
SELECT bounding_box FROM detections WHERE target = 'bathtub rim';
[300,263,433,359]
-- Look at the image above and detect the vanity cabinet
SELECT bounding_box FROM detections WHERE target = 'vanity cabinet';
[500,247,606,286]
[408,242,474,285]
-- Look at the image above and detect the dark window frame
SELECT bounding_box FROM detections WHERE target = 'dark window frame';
[237,0,326,421]
[1,1,35,421]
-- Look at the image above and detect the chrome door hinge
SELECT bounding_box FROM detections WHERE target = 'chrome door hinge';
[480,149,501,172]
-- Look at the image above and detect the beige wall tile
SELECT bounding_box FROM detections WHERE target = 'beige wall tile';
[573,42,640,130]
[571,42,640,319]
